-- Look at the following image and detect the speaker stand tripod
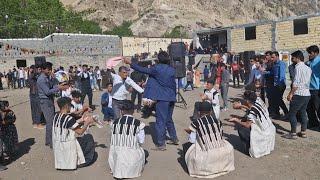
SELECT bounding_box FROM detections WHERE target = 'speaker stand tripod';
[176,79,187,109]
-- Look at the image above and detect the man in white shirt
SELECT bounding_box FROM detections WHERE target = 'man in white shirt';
[111,66,144,119]
[95,66,102,91]
[285,50,312,139]
[18,67,25,88]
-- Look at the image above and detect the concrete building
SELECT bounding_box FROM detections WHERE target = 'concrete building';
[196,13,320,53]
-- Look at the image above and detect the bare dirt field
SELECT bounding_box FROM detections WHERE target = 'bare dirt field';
[0,86,320,180]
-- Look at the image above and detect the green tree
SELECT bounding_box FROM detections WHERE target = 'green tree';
[163,26,188,38]
[0,0,102,38]
[104,21,133,37]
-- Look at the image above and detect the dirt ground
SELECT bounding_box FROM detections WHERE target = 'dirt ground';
[0,86,320,180]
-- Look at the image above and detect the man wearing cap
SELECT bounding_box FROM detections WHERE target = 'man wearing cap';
[124,51,179,151]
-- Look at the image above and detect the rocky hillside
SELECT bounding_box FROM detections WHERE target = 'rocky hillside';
[60,0,318,37]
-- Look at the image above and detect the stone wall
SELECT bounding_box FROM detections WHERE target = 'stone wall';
[122,37,193,56]
[0,55,115,72]
[230,24,273,53]
[276,16,320,51]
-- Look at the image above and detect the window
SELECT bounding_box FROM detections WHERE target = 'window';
[293,18,308,35]
[245,26,256,40]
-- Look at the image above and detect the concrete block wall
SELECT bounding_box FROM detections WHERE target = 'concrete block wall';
[276,16,320,51]
[122,37,192,56]
[230,24,273,53]
[0,55,114,72]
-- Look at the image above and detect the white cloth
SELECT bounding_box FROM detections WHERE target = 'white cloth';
[185,141,235,178]
[188,132,197,143]
[108,94,113,108]
[185,115,234,178]
[78,71,89,78]
[222,54,227,64]
[89,72,93,80]
[71,101,83,113]
[108,115,145,179]
[293,62,312,96]
[248,98,276,158]
[52,113,85,170]
[61,87,72,98]
[111,73,144,101]
[24,70,28,80]
[96,70,102,80]
[19,69,24,78]
[251,64,256,70]
[205,88,220,119]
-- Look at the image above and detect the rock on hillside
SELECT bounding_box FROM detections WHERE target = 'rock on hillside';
[60,0,318,37]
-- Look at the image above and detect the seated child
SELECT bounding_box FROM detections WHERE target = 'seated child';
[108,100,145,179]
[0,100,18,162]
[52,97,95,170]
[184,101,234,178]
[141,98,156,118]
[70,90,91,119]
[101,83,114,123]
[192,79,220,120]
[61,81,75,98]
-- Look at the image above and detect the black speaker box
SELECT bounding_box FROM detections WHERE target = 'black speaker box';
[16,59,27,68]
[168,42,186,59]
[168,42,187,78]
[171,57,186,78]
[34,56,46,66]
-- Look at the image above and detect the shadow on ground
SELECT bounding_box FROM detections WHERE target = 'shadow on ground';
[15,138,35,160]
[177,148,188,174]
[144,122,156,145]
[224,133,247,155]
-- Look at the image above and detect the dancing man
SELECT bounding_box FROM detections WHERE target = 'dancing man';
[124,51,179,151]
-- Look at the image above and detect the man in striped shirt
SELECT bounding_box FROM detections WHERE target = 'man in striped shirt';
[52,97,95,170]
[284,51,312,139]
[108,100,145,179]
[184,101,234,178]
[229,90,275,158]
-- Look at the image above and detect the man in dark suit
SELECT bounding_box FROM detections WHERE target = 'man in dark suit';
[124,51,178,151]
[78,65,94,109]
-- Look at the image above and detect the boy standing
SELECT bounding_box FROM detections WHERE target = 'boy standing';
[101,83,115,123]
[220,64,230,111]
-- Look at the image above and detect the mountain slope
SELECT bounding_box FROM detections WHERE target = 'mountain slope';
[60,0,318,37]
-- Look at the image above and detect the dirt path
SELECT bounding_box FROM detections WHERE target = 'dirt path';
[0,86,319,180]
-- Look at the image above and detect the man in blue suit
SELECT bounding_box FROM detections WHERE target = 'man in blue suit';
[124,51,179,151]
